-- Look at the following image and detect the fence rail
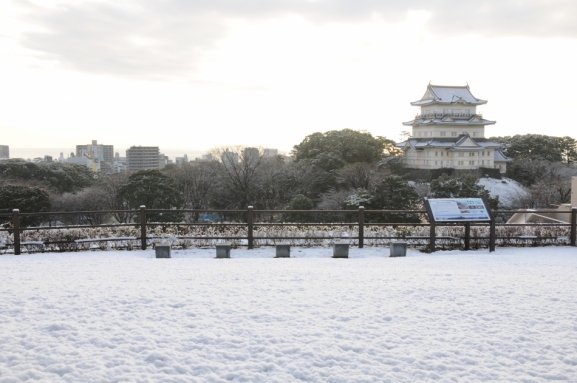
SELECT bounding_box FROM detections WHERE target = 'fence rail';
[1,206,576,255]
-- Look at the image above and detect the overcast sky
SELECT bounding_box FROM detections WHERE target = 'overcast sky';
[2,0,577,159]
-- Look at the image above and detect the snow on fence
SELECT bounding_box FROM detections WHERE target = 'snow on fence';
[0,207,576,254]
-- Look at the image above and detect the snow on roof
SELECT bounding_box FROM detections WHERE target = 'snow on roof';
[455,136,481,147]
[403,117,495,126]
[395,136,506,150]
[494,148,513,162]
[411,84,488,106]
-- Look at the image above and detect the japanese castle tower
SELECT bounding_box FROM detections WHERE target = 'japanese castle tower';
[396,84,511,173]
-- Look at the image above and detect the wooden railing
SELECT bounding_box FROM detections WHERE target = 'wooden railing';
[1,206,576,255]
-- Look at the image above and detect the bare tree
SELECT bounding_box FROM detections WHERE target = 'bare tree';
[210,146,266,209]
[510,162,577,208]
[166,162,218,221]
[98,172,134,223]
[50,187,109,225]
[336,163,375,190]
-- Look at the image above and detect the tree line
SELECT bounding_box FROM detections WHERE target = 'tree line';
[489,134,577,208]
[1,130,576,226]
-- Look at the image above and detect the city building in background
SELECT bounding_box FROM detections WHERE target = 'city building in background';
[263,148,278,157]
[113,152,128,172]
[126,146,160,171]
[76,140,114,173]
[221,150,239,165]
[159,153,172,169]
[0,145,9,159]
[243,147,259,161]
[68,154,100,172]
[175,154,188,167]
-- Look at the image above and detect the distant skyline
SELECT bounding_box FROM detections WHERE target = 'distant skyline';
[7,147,211,161]
[2,1,577,154]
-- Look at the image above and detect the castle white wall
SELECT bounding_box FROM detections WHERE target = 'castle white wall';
[419,106,477,116]
[412,126,485,139]
[404,148,495,169]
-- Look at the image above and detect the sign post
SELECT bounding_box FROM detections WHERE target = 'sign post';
[424,198,495,252]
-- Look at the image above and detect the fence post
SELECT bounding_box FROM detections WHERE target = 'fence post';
[247,206,254,250]
[571,207,577,247]
[13,209,20,255]
[489,218,496,252]
[429,222,436,253]
[464,223,470,251]
[140,205,147,250]
[358,206,364,248]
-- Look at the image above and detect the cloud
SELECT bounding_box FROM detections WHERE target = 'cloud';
[16,0,577,79]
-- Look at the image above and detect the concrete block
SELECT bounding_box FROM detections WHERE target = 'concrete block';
[333,242,349,258]
[275,243,290,258]
[216,243,231,258]
[155,245,171,258]
[390,241,407,257]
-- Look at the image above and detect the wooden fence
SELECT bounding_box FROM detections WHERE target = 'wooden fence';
[1,206,576,255]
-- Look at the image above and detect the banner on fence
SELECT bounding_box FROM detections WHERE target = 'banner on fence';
[425,198,492,222]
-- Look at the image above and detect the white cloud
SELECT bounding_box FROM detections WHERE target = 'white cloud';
[14,0,577,79]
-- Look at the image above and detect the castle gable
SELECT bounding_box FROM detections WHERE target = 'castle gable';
[455,136,481,148]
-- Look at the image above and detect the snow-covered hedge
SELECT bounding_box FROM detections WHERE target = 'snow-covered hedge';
[0,223,571,254]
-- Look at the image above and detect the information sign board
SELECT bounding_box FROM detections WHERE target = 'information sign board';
[425,198,492,222]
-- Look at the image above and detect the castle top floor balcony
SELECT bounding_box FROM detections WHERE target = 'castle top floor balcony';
[415,112,483,119]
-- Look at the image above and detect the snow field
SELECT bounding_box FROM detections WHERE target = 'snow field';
[1,247,577,382]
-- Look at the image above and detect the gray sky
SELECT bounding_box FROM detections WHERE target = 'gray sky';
[2,0,577,158]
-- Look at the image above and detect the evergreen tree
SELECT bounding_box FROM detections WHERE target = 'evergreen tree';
[292,129,398,171]
[342,174,420,223]
[0,160,94,193]
[490,134,577,164]
[119,169,183,222]
[0,185,51,226]
[282,194,315,223]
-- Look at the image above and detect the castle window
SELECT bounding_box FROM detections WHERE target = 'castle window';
[473,132,477,137]
[441,152,444,157]
[451,131,457,136]
[469,161,475,165]
[435,152,438,156]
[458,161,464,165]
[458,152,464,157]
[443,109,449,114]
[453,109,462,115]
[440,131,446,136]
[469,152,475,157]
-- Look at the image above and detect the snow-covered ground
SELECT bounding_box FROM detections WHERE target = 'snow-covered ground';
[478,177,529,208]
[1,246,576,382]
